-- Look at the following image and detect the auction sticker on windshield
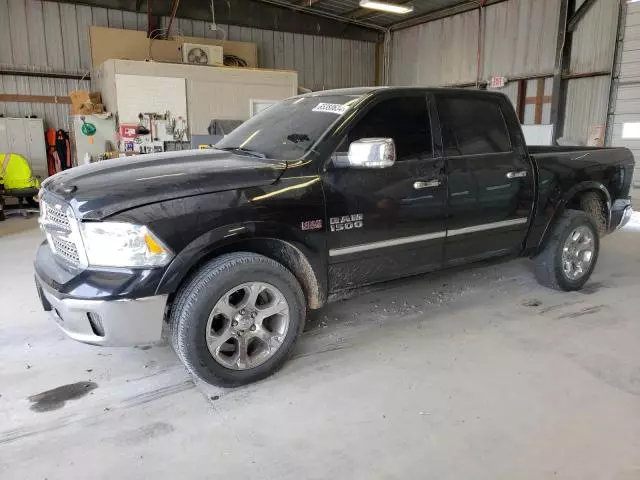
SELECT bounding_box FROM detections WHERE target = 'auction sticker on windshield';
[312,103,350,115]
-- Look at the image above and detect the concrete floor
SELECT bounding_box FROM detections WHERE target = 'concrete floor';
[1,216,640,480]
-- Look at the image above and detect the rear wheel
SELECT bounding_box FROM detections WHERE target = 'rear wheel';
[580,191,607,236]
[534,210,599,291]
[170,252,306,387]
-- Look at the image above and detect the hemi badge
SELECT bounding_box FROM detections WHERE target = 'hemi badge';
[301,219,323,231]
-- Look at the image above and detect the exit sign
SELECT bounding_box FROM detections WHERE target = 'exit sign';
[489,76,507,89]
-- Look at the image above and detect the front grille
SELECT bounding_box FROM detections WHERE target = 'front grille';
[51,235,81,264]
[40,197,84,267]
[43,202,72,231]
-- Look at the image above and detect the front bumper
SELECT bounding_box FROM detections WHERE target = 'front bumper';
[611,199,633,232]
[35,273,167,346]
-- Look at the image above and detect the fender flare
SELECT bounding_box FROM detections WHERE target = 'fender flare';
[155,221,326,307]
[563,181,611,212]
[537,181,611,252]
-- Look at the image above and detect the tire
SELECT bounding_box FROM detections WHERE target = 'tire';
[580,191,607,237]
[534,210,599,291]
[25,196,39,208]
[170,252,306,387]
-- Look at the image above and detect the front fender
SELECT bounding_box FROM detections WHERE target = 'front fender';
[155,221,325,296]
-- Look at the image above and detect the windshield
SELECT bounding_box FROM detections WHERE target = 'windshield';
[216,94,363,160]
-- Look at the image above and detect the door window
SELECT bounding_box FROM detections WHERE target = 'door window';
[339,96,432,161]
[437,97,511,156]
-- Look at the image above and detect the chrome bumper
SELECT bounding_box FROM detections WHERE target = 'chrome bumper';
[36,278,167,346]
[611,199,633,231]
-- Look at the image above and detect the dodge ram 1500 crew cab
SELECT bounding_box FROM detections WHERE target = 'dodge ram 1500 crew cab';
[35,87,634,387]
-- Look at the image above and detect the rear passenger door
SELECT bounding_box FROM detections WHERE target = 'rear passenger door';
[436,94,534,265]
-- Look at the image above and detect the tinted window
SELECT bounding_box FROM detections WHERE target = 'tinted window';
[216,94,363,160]
[341,96,432,161]
[437,97,511,156]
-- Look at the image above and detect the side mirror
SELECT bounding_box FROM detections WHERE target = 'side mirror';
[345,138,396,169]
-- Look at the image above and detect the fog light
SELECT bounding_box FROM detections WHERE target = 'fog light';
[87,312,105,337]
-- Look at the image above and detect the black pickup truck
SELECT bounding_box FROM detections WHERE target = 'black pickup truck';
[35,87,634,387]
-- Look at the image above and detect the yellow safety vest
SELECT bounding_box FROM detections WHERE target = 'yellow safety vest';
[0,153,41,191]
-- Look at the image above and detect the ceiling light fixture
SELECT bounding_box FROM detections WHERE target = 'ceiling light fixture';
[358,0,414,14]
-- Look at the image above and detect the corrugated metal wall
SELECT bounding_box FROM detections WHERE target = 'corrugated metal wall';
[570,0,618,74]
[482,0,559,80]
[390,0,619,145]
[564,75,611,142]
[562,0,619,144]
[611,0,640,186]
[390,9,479,86]
[0,0,376,131]
[390,0,560,86]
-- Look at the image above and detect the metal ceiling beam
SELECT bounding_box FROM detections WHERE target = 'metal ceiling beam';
[389,0,507,30]
[567,0,598,32]
[297,0,323,5]
[47,0,383,41]
[550,0,575,141]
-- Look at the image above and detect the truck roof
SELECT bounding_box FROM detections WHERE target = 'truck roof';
[294,86,508,100]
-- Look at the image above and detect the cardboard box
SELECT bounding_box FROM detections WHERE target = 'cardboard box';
[71,103,104,115]
[69,90,104,115]
[69,90,102,106]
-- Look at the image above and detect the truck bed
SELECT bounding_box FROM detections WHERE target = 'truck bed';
[527,145,619,154]
[528,145,634,170]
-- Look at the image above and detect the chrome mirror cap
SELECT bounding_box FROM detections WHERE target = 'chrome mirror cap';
[347,138,396,169]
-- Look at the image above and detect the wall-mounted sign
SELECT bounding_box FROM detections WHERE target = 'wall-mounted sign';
[119,124,138,139]
[489,76,507,89]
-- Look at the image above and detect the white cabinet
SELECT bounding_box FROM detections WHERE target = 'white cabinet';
[0,118,48,179]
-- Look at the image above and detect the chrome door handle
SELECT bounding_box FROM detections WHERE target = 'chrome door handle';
[506,171,528,179]
[414,180,441,189]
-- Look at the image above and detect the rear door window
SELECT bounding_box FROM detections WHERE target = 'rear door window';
[437,96,511,156]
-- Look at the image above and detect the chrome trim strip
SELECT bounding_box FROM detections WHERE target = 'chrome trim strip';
[447,217,528,236]
[328,218,528,257]
[329,231,446,256]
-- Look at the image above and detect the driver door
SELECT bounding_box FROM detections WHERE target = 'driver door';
[322,94,447,291]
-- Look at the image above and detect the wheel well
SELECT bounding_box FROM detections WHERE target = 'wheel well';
[174,238,325,311]
[566,189,609,217]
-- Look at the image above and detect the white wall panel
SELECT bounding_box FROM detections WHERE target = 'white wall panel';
[115,74,187,124]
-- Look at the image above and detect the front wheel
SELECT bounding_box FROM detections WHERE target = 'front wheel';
[170,252,306,387]
[534,210,599,291]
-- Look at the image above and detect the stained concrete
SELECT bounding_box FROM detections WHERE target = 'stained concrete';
[1,215,640,479]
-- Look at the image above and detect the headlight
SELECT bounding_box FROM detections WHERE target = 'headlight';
[80,222,173,268]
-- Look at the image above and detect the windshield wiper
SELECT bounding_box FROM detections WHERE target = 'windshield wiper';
[219,147,267,159]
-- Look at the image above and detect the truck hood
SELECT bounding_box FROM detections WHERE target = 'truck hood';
[43,149,286,220]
